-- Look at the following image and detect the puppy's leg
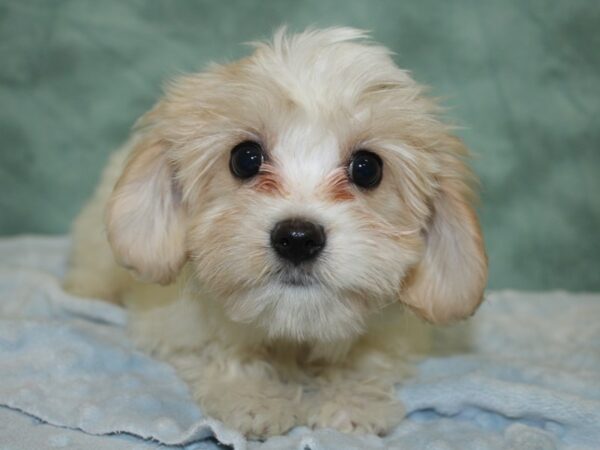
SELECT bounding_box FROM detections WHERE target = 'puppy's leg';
[129,294,302,438]
[306,312,424,435]
[63,147,131,303]
[170,349,302,438]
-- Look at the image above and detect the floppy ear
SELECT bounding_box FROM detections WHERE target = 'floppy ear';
[402,157,488,324]
[105,128,187,285]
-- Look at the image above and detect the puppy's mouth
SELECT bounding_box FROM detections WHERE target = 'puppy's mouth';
[275,266,319,287]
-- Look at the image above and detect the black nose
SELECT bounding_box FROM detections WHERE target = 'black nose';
[270,219,326,265]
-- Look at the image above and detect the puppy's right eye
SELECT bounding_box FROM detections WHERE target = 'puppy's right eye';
[229,141,264,179]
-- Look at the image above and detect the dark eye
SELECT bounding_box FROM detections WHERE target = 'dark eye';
[348,150,383,188]
[229,141,264,179]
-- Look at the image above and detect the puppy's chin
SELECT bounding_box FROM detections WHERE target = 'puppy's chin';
[222,281,377,343]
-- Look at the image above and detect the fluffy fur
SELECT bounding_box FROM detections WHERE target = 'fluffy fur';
[64,27,487,438]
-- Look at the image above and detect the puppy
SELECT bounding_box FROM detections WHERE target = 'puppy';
[64,27,487,438]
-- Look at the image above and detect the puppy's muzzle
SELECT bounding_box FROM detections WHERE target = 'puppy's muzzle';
[270,219,326,265]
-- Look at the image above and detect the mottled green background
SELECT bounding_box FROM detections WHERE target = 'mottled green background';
[1,0,599,290]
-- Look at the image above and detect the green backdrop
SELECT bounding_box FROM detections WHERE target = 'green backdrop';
[1,0,599,290]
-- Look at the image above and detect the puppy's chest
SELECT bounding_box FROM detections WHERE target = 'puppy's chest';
[262,339,356,378]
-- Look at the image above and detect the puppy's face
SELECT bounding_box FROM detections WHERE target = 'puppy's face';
[107,29,487,342]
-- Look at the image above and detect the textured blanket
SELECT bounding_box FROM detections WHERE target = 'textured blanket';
[0,236,598,449]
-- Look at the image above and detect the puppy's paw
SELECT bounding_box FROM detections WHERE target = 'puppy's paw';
[199,381,301,439]
[307,383,404,435]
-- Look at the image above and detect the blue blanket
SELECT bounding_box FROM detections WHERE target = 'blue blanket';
[0,236,598,449]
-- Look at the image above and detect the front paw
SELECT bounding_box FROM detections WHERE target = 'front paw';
[199,381,301,439]
[307,383,404,435]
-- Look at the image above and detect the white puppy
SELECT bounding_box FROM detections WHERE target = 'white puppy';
[64,27,487,438]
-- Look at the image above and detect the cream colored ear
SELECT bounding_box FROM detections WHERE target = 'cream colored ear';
[105,133,186,285]
[402,176,488,324]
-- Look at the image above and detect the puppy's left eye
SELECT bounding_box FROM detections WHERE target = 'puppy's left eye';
[230,141,264,179]
[348,150,383,189]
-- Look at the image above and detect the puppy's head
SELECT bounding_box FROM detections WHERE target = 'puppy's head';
[107,28,487,342]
